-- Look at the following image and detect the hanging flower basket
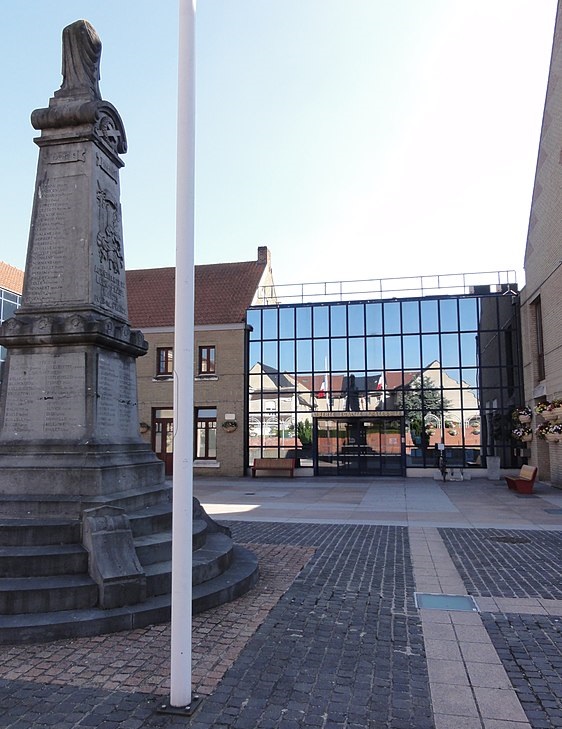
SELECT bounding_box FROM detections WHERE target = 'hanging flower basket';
[535,401,551,415]
[512,407,532,424]
[512,426,532,442]
[546,423,562,443]
[535,423,550,440]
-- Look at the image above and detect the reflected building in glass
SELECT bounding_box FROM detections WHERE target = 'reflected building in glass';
[247,286,523,476]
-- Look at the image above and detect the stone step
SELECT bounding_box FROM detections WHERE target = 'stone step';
[134,531,172,566]
[0,544,88,577]
[0,546,259,644]
[0,574,98,614]
[0,518,80,546]
[128,502,172,537]
[143,532,236,596]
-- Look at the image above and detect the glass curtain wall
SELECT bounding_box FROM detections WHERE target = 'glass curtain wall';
[247,293,523,473]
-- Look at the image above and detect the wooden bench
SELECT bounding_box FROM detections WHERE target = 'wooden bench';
[251,458,295,478]
[505,465,538,494]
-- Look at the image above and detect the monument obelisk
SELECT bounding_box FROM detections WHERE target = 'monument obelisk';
[0,20,164,504]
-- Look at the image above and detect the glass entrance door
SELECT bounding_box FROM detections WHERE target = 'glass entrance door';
[315,417,404,476]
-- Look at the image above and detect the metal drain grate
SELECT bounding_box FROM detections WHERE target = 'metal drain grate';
[414,593,479,612]
[487,535,531,544]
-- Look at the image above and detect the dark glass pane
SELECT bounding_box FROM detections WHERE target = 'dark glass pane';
[366,337,383,370]
[297,340,312,371]
[403,335,421,369]
[330,305,347,337]
[313,305,329,337]
[402,301,420,334]
[247,309,261,340]
[279,307,295,339]
[279,340,295,371]
[1,300,17,320]
[262,308,278,339]
[366,303,383,335]
[262,341,278,369]
[478,332,501,367]
[296,307,312,338]
[348,304,365,336]
[331,339,347,370]
[440,299,458,332]
[384,336,402,368]
[383,302,401,334]
[421,299,439,332]
[349,338,366,371]
[459,298,478,331]
[441,334,459,367]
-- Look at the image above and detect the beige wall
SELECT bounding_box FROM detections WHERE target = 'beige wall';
[521,1,562,486]
[135,325,248,478]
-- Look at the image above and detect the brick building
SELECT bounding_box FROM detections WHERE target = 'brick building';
[126,246,275,478]
[520,0,562,487]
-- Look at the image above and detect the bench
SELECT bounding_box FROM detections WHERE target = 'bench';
[505,465,538,494]
[251,458,295,478]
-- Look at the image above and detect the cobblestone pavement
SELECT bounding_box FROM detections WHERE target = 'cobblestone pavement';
[1,478,562,728]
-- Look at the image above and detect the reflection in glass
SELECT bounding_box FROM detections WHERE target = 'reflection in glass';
[439,299,458,332]
[331,305,347,337]
[331,338,347,370]
[461,367,479,388]
[460,333,478,367]
[422,334,440,367]
[459,298,478,331]
[262,341,278,369]
[367,337,383,370]
[384,302,401,334]
[249,341,261,368]
[296,339,312,371]
[314,339,330,371]
[279,307,295,339]
[348,304,365,336]
[313,305,329,337]
[403,335,421,369]
[421,299,439,333]
[349,338,366,371]
[247,309,261,340]
[402,301,420,334]
[384,336,402,369]
[441,333,460,367]
[279,340,295,371]
[262,308,278,339]
[366,303,383,335]
[296,307,312,338]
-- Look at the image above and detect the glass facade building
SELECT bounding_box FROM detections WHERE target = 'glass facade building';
[247,289,523,476]
[0,287,21,384]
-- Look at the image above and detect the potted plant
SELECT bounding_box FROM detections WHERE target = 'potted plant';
[512,425,532,443]
[512,406,532,424]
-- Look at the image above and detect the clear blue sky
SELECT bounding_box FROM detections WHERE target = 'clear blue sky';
[0,0,558,286]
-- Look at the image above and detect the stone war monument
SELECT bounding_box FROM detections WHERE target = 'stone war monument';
[0,20,257,644]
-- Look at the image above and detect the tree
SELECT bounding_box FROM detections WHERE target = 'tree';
[395,377,451,438]
[297,418,313,446]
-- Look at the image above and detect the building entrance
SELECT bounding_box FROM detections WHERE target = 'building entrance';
[314,414,405,477]
[152,408,174,476]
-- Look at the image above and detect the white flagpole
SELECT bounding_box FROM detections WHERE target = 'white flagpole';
[170,0,196,709]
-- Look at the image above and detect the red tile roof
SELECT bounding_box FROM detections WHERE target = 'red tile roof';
[126,255,268,328]
[0,262,24,295]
